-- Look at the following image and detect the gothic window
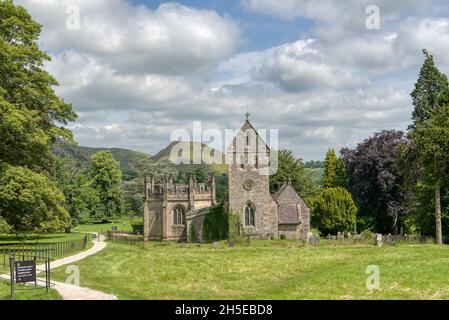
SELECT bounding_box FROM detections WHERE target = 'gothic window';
[244,202,255,227]
[173,205,186,225]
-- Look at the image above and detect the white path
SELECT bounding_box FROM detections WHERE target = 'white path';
[1,234,117,300]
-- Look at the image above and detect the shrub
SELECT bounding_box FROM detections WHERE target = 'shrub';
[311,187,358,235]
[203,204,228,241]
[361,229,374,240]
[228,211,241,241]
[189,224,197,243]
[130,218,144,234]
[310,228,321,237]
[280,234,286,240]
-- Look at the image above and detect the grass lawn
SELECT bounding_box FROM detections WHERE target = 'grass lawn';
[72,219,133,234]
[0,232,86,244]
[0,281,61,300]
[51,241,449,300]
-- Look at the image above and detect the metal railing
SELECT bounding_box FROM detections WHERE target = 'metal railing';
[0,234,91,270]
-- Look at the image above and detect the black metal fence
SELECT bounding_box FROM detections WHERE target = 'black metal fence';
[107,231,144,247]
[0,234,91,270]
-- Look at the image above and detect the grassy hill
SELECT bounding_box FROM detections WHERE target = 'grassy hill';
[152,141,228,176]
[53,142,151,173]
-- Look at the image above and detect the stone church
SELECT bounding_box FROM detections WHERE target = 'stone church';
[143,115,310,241]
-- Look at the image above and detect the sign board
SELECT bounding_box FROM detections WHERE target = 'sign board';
[15,260,36,284]
[111,226,118,231]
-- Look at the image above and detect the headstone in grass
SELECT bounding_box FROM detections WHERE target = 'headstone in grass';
[309,236,320,246]
[376,234,383,247]
[306,231,313,241]
[213,242,219,249]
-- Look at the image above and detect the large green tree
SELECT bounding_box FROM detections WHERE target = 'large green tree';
[0,1,77,236]
[55,156,100,228]
[410,50,449,129]
[89,151,124,222]
[269,150,319,199]
[311,187,357,235]
[322,149,347,189]
[408,102,449,244]
[0,0,76,173]
[405,50,449,244]
[0,163,69,237]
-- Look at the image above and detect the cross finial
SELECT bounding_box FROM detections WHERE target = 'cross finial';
[245,112,250,121]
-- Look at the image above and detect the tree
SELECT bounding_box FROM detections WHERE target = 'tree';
[0,164,69,238]
[0,216,11,233]
[89,151,124,222]
[0,97,50,172]
[408,103,449,244]
[0,1,77,237]
[311,187,357,235]
[269,150,319,199]
[405,50,449,244]
[0,0,77,173]
[322,149,347,188]
[410,50,449,129]
[55,156,99,229]
[341,130,409,234]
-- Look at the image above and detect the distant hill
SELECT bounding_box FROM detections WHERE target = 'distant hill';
[53,142,151,173]
[152,141,228,176]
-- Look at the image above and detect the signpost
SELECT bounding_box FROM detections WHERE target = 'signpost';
[8,254,50,300]
[15,260,36,284]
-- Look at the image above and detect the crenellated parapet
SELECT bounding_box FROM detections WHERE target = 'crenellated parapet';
[144,173,216,204]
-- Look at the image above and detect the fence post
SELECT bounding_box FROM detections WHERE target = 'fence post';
[9,255,15,300]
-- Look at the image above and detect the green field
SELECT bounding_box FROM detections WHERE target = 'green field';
[72,220,133,234]
[0,232,86,244]
[0,281,61,300]
[51,241,449,300]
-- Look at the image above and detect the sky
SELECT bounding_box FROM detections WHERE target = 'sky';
[15,0,449,161]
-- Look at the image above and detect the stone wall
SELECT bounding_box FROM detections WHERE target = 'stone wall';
[279,224,299,240]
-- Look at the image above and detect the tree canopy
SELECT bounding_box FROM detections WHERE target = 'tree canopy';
[341,130,409,233]
[311,187,357,235]
[89,151,124,222]
[269,149,319,200]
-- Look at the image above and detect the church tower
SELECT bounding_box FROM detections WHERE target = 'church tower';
[226,114,279,239]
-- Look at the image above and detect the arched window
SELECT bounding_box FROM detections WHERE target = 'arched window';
[173,205,186,225]
[244,202,255,227]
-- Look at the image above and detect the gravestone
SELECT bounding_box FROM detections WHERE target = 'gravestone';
[376,234,383,247]
[306,231,313,242]
[213,242,219,249]
[309,236,320,246]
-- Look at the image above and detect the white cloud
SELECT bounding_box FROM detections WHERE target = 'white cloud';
[14,0,449,160]
[18,0,240,75]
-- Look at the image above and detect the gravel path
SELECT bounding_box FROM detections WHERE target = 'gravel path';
[1,234,117,300]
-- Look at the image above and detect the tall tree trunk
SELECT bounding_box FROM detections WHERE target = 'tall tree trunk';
[435,158,443,245]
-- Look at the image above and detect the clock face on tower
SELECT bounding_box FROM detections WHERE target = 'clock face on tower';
[243,179,254,191]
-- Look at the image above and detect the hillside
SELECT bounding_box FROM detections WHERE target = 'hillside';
[152,141,228,176]
[53,142,151,173]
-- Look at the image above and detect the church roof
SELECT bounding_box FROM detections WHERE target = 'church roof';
[278,204,300,224]
[226,117,270,154]
[275,180,307,225]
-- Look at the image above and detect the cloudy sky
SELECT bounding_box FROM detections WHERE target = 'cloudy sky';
[16,0,449,161]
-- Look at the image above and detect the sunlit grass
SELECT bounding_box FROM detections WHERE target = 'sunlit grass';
[52,241,449,300]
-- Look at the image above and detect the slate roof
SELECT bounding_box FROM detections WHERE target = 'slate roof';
[278,203,300,225]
